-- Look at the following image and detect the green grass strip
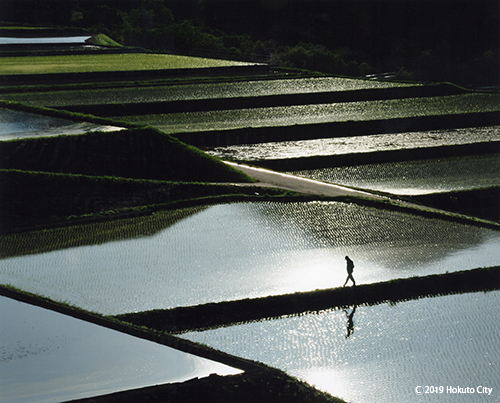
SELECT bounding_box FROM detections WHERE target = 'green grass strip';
[0,53,253,75]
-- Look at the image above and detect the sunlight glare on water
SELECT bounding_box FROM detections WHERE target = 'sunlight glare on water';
[1,202,499,315]
[0,296,242,403]
[207,126,500,161]
[183,291,500,403]
[292,153,500,195]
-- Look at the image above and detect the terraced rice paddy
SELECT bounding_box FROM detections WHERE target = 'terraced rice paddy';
[0,36,92,44]
[119,93,500,134]
[207,126,500,161]
[0,108,123,140]
[183,290,500,403]
[290,154,500,195]
[2,202,499,315]
[0,53,253,75]
[0,77,418,107]
[1,38,498,402]
[0,296,241,403]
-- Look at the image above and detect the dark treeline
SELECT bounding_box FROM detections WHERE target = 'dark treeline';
[2,0,499,86]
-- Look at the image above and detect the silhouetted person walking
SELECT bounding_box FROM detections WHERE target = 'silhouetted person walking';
[343,256,356,287]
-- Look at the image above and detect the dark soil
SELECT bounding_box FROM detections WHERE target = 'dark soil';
[410,187,500,223]
[68,369,344,403]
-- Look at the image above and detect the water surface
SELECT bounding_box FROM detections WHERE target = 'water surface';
[0,77,417,107]
[207,126,500,161]
[0,36,91,45]
[0,296,241,403]
[183,290,500,403]
[0,108,123,140]
[119,94,500,134]
[291,154,500,195]
[1,202,499,315]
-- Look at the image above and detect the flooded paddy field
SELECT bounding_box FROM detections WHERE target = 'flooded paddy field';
[0,108,123,140]
[1,202,499,315]
[0,76,419,107]
[118,93,500,134]
[182,290,500,403]
[290,153,500,195]
[0,296,241,403]
[0,36,92,45]
[207,126,500,161]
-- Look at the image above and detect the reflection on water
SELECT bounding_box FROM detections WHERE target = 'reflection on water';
[1,202,499,315]
[0,108,123,141]
[0,296,241,403]
[1,206,208,258]
[120,94,500,134]
[0,36,91,45]
[182,291,500,403]
[0,77,417,107]
[342,305,357,338]
[291,154,500,195]
[207,126,500,161]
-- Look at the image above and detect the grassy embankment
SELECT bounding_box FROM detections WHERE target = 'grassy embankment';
[116,266,500,333]
[0,284,344,403]
[0,53,253,75]
[171,109,500,148]
[0,123,315,234]
[409,187,500,223]
[55,82,465,116]
[0,97,293,235]
[0,167,306,236]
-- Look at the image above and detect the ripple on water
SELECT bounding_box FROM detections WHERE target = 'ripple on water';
[1,202,499,315]
[182,291,500,403]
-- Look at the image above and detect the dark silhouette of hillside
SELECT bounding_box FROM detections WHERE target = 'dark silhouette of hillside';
[2,0,498,86]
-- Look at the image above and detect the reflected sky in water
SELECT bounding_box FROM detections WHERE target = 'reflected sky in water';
[0,108,123,141]
[1,202,499,315]
[0,36,91,45]
[0,296,241,403]
[183,290,500,403]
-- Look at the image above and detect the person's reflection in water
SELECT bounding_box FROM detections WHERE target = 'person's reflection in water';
[343,305,357,338]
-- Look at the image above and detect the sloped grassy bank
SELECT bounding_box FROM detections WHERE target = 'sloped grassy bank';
[0,127,251,182]
[410,187,500,223]
[1,65,271,87]
[0,99,134,128]
[116,266,500,334]
[176,111,500,148]
[69,369,345,403]
[57,83,464,116]
[0,169,299,235]
[0,285,345,403]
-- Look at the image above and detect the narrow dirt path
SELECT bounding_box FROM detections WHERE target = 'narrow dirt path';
[225,161,382,199]
[226,161,500,230]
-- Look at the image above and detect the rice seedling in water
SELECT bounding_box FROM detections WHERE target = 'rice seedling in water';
[0,53,253,75]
